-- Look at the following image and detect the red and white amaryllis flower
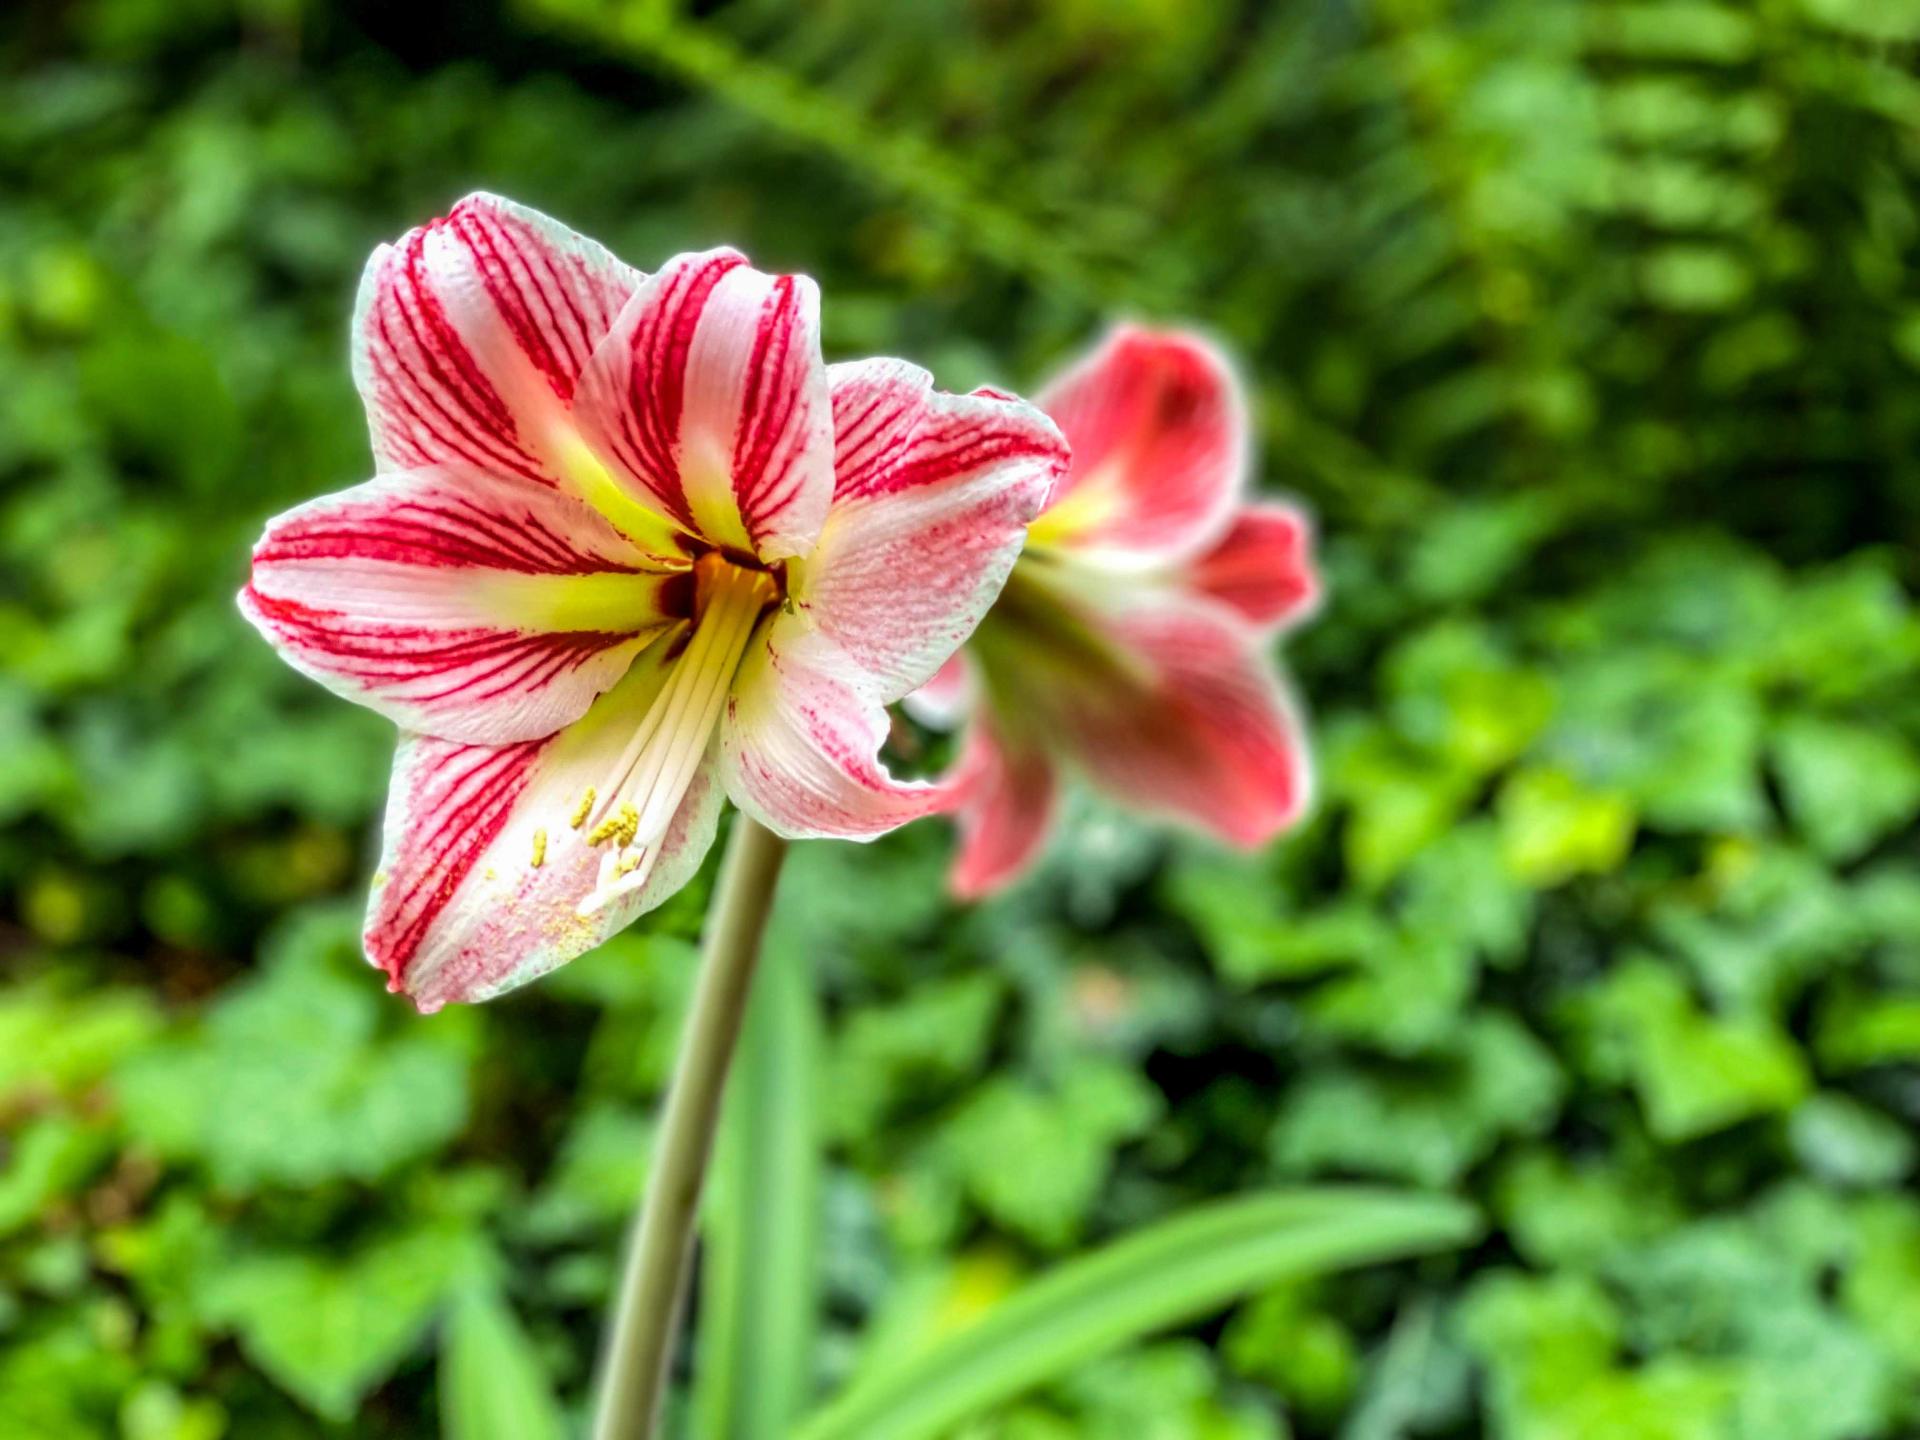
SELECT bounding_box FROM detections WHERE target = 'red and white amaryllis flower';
[914,326,1320,897]
[241,194,1064,1009]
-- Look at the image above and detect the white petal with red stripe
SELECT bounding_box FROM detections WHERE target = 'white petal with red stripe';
[366,644,725,1012]
[719,625,950,840]
[354,192,641,488]
[573,249,833,560]
[1030,326,1248,565]
[792,360,1064,703]
[241,465,684,745]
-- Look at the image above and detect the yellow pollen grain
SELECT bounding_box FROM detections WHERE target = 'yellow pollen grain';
[587,802,639,849]
[530,828,548,869]
[569,788,596,830]
[614,851,644,877]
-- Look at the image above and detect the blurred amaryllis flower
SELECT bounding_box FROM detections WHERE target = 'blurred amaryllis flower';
[241,195,1064,1009]
[913,326,1319,897]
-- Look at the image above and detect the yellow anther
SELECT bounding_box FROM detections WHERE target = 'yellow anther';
[530,828,548,869]
[588,802,639,849]
[614,851,644,877]
[569,788,596,830]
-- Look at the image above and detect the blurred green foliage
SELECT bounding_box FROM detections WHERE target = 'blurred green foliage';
[4,0,1920,1435]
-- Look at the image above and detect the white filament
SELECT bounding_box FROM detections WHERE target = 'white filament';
[577,564,770,917]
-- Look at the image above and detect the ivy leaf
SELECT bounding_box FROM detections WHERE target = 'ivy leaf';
[1496,767,1637,887]
[942,1059,1160,1249]
[1273,1014,1563,1187]
[196,1223,483,1420]
[831,974,1004,1145]
[116,906,471,1189]
[1575,959,1808,1141]
[1772,716,1920,863]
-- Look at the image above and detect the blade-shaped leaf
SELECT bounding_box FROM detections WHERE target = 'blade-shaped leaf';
[441,1284,567,1440]
[693,938,823,1440]
[793,1187,1480,1440]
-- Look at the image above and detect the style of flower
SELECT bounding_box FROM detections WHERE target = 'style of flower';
[242,194,1065,1009]
[913,326,1320,897]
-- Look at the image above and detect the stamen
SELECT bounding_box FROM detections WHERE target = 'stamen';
[569,789,595,830]
[530,828,547,868]
[575,557,775,918]
[587,802,639,849]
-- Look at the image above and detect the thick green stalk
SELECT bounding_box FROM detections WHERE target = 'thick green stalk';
[590,817,790,1440]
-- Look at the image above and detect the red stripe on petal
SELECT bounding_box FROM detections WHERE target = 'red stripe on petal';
[368,736,547,990]
[828,361,1067,503]
[391,235,549,483]
[243,467,672,744]
[363,697,726,1011]
[355,195,641,484]
[732,274,814,536]
[253,491,642,578]
[602,251,747,527]
[243,590,635,705]
[450,198,628,403]
[801,363,1062,702]
[829,360,933,501]
[719,626,951,839]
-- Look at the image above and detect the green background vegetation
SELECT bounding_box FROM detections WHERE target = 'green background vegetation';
[5,0,1920,1435]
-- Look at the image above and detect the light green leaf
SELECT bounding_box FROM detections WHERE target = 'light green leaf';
[1274,1014,1563,1186]
[197,1223,481,1420]
[0,1116,111,1238]
[1577,959,1808,1141]
[0,983,160,1104]
[116,905,471,1189]
[829,972,1003,1144]
[1496,768,1636,887]
[941,1059,1160,1248]
[793,1188,1480,1440]
[440,1284,566,1440]
[1772,716,1920,863]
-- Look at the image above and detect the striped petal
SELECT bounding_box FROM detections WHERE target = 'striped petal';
[366,645,724,1012]
[947,718,1059,899]
[573,249,833,561]
[1185,502,1321,632]
[791,360,1064,703]
[1029,326,1247,565]
[719,625,949,840]
[240,465,686,745]
[978,584,1310,849]
[354,193,642,489]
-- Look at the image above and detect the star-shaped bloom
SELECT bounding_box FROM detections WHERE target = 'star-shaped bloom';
[913,326,1319,897]
[242,195,1064,1008]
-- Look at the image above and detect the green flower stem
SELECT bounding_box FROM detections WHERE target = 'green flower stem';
[590,817,790,1440]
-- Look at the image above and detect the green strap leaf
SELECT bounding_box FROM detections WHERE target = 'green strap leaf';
[793,1187,1480,1440]
[694,941,823,1440]
[441,1284,567,1440]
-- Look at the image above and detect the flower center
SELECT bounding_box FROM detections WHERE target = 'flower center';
[575,553,778,916]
